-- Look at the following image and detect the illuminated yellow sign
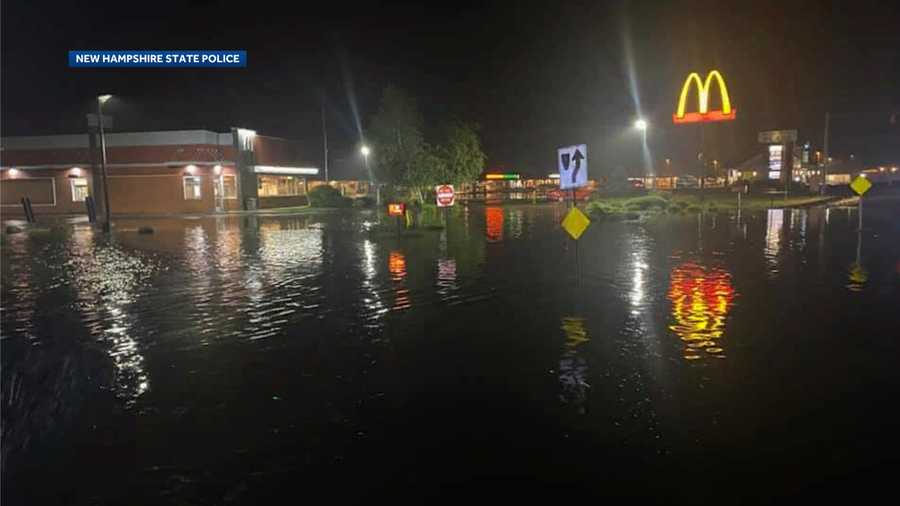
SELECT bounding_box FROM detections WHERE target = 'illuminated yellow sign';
[561,207,590,240]
[673,70,736,124]
[849,175,871,196]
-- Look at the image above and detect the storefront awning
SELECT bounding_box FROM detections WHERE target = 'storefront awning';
[252,165,319,176]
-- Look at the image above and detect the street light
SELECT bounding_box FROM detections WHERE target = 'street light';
[360,145,378,206]
[97,94,113,233]
[633,119,650,176]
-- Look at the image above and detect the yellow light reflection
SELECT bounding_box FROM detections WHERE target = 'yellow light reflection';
[389,250,410,310]
[559,316,589,412]
[668,262,735,361]
[847,262,868,292]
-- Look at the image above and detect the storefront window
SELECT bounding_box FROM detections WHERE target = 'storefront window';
[183,176,202,200]
[222,175,237,198]
[70,177,89,202]
[258,175,305,197]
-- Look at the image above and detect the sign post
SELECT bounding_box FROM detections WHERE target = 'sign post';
[435,184,455,229]
[849,175,871,232]
[558,145,590,274]
[388,202,406,238]
[673,71,738,202]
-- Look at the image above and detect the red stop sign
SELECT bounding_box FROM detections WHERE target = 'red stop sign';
[435,185,455,207]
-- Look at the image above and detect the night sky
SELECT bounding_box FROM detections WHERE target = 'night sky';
[2,0,898,175]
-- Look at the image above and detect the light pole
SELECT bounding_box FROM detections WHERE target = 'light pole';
[97,94,113,233]
[634,118,650,183]
[361,145,378,206]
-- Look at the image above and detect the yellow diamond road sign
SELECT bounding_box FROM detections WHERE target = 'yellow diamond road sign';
[850,175,872,196]
[561,207,591,240]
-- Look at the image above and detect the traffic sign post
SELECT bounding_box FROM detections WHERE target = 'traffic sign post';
[849,175,871,232]
[558,144,590,278]
[435,184,455,229]
[388,202,406,237]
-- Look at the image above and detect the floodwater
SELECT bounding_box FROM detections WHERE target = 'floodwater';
[2,200,900,504]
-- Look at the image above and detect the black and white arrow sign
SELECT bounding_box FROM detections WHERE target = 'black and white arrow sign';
[557,144,588,190]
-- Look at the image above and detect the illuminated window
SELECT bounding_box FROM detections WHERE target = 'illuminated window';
[183,176,202,200]
[70,177,89,202]
[222,175,237,199]
[257,175,305,197]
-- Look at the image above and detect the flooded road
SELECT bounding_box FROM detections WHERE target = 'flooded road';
[3,202,900,503]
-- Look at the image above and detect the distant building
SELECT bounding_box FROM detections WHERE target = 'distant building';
[0,128,318,215]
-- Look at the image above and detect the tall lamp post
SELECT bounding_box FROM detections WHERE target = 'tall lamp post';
[634,118,649,185]
[360,145,378,206]
[97,94,113,233]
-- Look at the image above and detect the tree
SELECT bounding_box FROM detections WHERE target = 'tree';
[367,87,486,202]
[368,86,425,188]
[403,146,445,202]
[437,122,486,186]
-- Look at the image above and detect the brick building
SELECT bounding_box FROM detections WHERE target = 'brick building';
[0,128,319,216]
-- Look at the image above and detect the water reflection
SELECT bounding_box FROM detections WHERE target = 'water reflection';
[764,209,784,276]
[359,239,387,324]
[0,233,38,340]
[668,262,736,361]
[435,258,458,301]
[486,207,504,243]
[67,228,155,404]
[389,250,411,310]
[245,222,324,340]
[559,316,590,413]
[507,208,524,239]
[847,231,868,292]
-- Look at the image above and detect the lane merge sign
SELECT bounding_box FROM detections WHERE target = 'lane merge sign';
[558,144,588,190]
[435,184,455,207]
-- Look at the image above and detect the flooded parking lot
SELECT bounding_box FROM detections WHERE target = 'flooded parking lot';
[3,201,900,503]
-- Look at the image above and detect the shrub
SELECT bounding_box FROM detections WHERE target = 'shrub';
[309,185,352,208]
[624,195,669,211]
[353,196,376,208]
[586,200,617,218]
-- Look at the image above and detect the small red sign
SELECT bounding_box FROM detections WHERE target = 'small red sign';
[387,203,405,217]
[435,184,455,207]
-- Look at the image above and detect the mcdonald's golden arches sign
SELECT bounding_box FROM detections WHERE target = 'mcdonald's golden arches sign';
[673,70,736,124]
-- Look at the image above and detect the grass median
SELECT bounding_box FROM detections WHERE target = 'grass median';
[584,192,835,220]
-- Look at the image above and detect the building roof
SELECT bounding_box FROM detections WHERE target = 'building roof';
[1,130,232,150]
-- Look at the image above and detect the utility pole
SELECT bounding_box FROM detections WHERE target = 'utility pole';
[321,96,329,182]
[822,112,830,194]
[97,95,113,233]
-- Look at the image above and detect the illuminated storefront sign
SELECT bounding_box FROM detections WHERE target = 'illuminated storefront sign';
[768,145,783,180]
[485,173,520,180]
[673,70,736,124]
